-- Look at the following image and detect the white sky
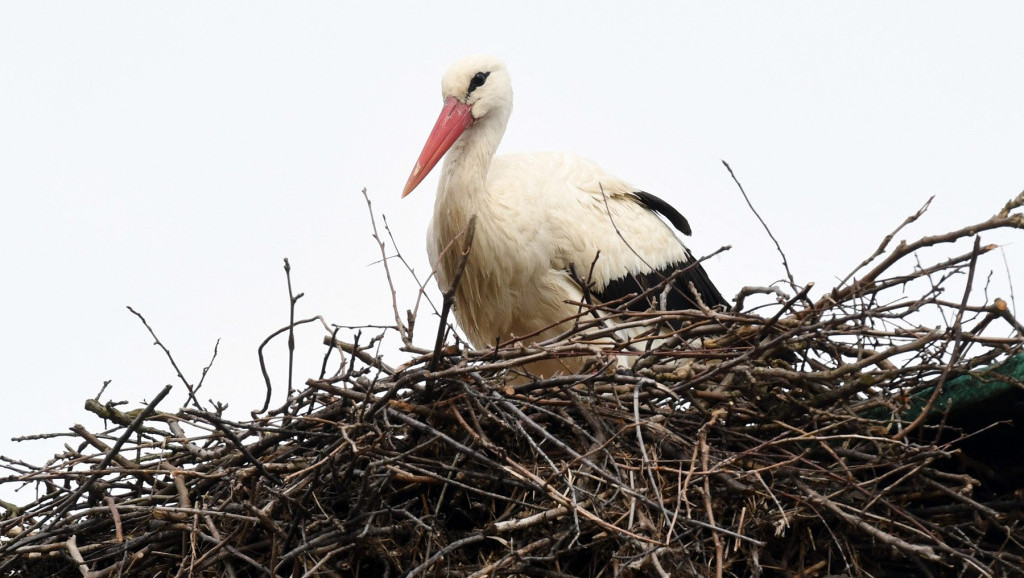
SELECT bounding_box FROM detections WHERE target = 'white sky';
[2,3,1022,503]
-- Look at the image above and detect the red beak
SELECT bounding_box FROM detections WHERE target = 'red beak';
[402,96,475,197]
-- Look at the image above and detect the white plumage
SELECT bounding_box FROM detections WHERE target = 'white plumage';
[403,55,726,370]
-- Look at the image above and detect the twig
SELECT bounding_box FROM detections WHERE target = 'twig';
[405,533,486,577]
[256,315,328,414]
[799,482,942,562]
[127,306,198,406]
[362,188,411,345]
[11,384,173,547]
[894,236,980,440]
[283,258,303,402]
[428,216,477,379]
[722,160,795,287]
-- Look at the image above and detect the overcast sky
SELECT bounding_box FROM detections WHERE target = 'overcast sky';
[2,3,1022,503]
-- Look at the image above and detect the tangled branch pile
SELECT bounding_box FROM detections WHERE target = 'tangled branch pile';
[3,193,1024,577]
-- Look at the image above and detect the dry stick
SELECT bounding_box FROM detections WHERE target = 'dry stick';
[167,420,227,461]
[184,409,281,485]
[319,321,343,382]
[405,532,487,577]
[567,253,604,335]
[428,216,477,379]
[997,195,1023,322]
[360,368,430,422]
[193,338,221,410]
[298,549,338,578]
[4,384,173,552]
[127,306,199,407]
[382,213,442,326]
[180,532,238,578]
[749,328,941,407]
[499,457,659,545]
[385,407,503,471]
[839,196,934,289]
[769,429,952,546]
[163,462,193,510]
[282,258,303,402]
[997,189,1024,218]
[870,245,996,297]
[256,316,327,414]
[65,535,88,577]
[669,287,932,390]
[362,189,411,345]
[994,295,1024,335]
[920,476,1002,522]
[631,383,673,534]
[466,536,554,578]
[87,556,136,578]
[192,530,268,576]
[104,496,123,543]
[492,504,571,533]
[756,282,814,341]
[820,205,1024,310]
[199,514,238,577]
[894,237,981,441]
[731,285,791,312]
[499,400,588,532]
[797,481,942,562]
[722,160,796,288]
[697,410,725,578]
[69,424,155,485]
[70,504,259,523]
[649,547,673,578]
[496,395,762,545]
[322,334,396,376]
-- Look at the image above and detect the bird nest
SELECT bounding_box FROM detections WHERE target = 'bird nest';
[3,192,1024,577]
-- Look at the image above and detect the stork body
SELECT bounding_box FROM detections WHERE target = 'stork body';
[404,55,727,364]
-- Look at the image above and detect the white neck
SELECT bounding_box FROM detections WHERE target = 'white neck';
[436,109,509,210]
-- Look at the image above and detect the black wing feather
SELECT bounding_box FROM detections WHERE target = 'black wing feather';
[592,190,729,318]
[595,258,728,313]
[633,190,691,236]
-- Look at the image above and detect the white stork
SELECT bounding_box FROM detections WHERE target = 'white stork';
[403,55,727,372]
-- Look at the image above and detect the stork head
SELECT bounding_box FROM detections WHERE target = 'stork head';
[402,55,512,197]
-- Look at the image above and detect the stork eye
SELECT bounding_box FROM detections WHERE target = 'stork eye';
[467,71,490,95]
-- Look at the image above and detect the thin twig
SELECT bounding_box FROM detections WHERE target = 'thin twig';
[722,160,795,287]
